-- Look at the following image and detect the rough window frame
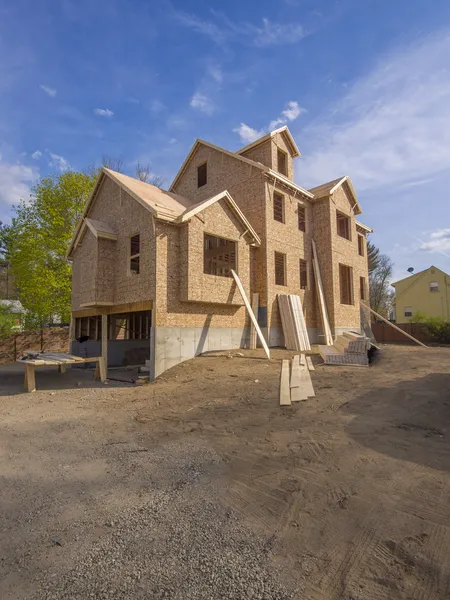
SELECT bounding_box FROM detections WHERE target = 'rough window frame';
[197,162,207,188]
[275,251,287,286]
[300,259,308,290]
[277,149,288,176]
[129,234,140,275]
[203,233,237,278]
[339,263,354,305]
[298,205,306,232]
[358,234,365,256]
[273,192,285,223]
[337,210,351,240]
[359,276,366,300]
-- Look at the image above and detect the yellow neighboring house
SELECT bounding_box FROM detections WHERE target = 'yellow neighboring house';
[392,266,450,323]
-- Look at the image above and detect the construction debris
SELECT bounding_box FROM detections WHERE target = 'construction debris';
[278,294,311,351]
[281,354,315,405]
[319,332,373,366]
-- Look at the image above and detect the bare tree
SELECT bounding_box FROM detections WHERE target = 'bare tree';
[135,162,164,188]
[370,253,395,317]
[101,155,124,173]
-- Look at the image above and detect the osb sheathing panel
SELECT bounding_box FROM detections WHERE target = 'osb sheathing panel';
[181,199,251,306]
[71,176,156,311]
[311,197,335,327]
[72,229,97,309]
[265,180,317,330]
[270,132,295,181]
[329,186,369,328]
[239,139,273,171]
[171,143,268,304]
[155,220,246,329]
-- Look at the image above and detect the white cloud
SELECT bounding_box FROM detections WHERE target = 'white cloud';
[190,92,215,115]
[300,31,450,190]
[31,150,42,160]
[175,11,305,47]
[234,100,305,144]
[0,158,37,213]
[269,100,306,129]
[93,108,114,118]
[233,123,264,144]
[150,99,165,113]
[40,85,57,97]
[49,152,69,171]
[420,229,450,256]
[209,64,223,84]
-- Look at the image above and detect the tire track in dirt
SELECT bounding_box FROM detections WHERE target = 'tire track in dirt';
[409,523,450,600]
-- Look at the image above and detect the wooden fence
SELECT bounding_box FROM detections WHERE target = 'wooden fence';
[0,328,70,364]
[371,321,432,345]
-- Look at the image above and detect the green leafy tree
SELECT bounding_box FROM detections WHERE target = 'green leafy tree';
[7,171,97,325]
[0,303,19,339]
[0,221,11,258]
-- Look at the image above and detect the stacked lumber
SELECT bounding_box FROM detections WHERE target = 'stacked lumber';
[279,354,315,405]
[318,332,372,366]
[278,294,311,352]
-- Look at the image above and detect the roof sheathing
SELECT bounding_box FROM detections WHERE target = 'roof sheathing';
[236,126,301,158]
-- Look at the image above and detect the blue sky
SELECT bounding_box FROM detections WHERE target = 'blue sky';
[1,0,449,281]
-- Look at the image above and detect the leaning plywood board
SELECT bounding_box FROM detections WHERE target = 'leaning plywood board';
[231,270,270,359]
[290,355,307,402]
[291,295,311,351]
[280,359,291,406]
[249,293,259,349]
[278,294,295,350]
[311,240,333,346]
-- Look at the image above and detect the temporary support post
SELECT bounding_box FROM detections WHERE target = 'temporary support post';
[231,270,270,359]
[101,314,108,373]
[360,302,427,348]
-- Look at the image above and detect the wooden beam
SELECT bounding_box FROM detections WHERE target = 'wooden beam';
[231,270,270,359]
[306,356,315,371]
[360,302,427,347]
[249,293,259,349]
[311,240,333,346]
[24,364,36,393]
[290,355,307,402]
[280,360,291,406]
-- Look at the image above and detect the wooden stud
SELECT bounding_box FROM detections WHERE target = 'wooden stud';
[231,270,270,359]
[312,240,333,346]
[98,356,107,383]
[280,360,291,406]
[306,356,315,371]
[249,293,259,349]
[25,364,36,393]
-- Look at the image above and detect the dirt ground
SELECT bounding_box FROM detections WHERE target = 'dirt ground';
[1,345,450,599]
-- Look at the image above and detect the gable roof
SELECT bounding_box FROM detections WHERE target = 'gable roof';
[308,175,361,215]
[68,168,197,258]
[177,190,261,246]
[169,138,268,192]
[85,218,118,240]
[392,265,449,287]
[236,126,301,158]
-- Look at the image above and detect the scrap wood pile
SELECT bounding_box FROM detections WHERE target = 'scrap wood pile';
[318,331,374,367]
[278,294,311,351]
[280,354,315,405]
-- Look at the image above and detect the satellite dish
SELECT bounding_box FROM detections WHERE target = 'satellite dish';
[407,267,414,273]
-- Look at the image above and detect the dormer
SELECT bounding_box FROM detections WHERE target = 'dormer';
[236,126,300,181]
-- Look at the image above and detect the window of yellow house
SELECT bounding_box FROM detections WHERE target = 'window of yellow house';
[129,234,140,274]
[404,306,413,317]
[300,259,308,290]
[275,252,286,286]
[429,281,439,292]
[339,264,353,304]
[337,211,351,240]
[204,234,236,277]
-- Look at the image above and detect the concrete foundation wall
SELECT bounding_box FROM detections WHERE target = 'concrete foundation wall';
[151,326,250,379]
